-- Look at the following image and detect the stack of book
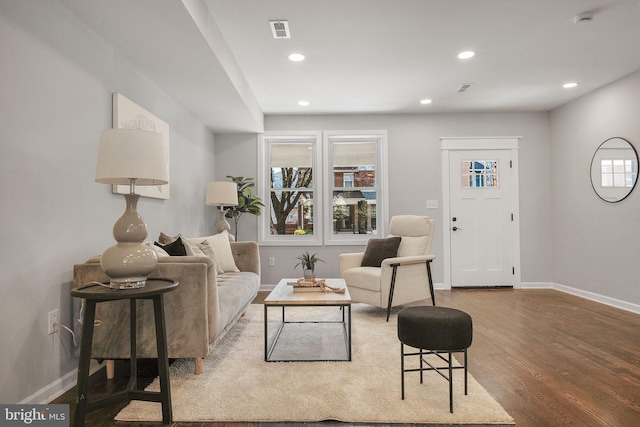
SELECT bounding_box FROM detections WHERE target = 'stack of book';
[288,278,325,293]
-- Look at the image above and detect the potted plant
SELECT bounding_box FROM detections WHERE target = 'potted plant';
[223,176,264,240]
[295,251,325,279]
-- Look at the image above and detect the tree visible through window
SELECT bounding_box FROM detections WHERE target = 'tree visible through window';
[258,131,387,245]
[270,166,313,235]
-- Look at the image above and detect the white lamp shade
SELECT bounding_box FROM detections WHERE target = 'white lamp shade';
[96,128,169,186]
[206,181,238,206]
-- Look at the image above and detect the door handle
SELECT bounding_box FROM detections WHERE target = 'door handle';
[452,226,462,231]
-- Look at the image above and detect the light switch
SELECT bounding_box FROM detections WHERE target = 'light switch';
[426,200,439,209]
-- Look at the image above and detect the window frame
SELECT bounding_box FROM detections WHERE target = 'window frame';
[257,131,323,246]
[323,130,389,245]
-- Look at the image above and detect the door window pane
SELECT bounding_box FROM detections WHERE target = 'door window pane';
[461,160,499,188]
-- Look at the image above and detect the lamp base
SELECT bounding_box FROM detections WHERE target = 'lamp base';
[215,208,231,234]
[109,277,148,289]
[101,192,157,289]
[101,242,157,289]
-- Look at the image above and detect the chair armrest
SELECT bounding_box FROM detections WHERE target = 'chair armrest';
[339,252,365,275]
[381,254,435,269]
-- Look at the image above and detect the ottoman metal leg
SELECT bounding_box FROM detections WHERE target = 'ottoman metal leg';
[397,306,473,413]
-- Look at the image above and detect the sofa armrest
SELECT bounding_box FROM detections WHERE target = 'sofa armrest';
[340,252,365,275]
[230,241,260,276]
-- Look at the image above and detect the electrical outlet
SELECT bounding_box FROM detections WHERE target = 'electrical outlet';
[268,257,276,267]
[48,310,59,335]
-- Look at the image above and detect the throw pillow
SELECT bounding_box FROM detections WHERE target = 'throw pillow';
[205,231,240,273]
[361,236,402,267]
[158,232,198,256]
[158,232,176,244]
[199,240,224,274]
[154,237,188,256]
[145,241,169,257]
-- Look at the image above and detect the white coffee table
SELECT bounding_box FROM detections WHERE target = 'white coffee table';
[264,278,351,362]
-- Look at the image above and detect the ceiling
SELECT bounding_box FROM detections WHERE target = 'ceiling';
[60,0,640,133]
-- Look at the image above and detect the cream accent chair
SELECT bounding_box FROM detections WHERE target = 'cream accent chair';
[340,215,436,321]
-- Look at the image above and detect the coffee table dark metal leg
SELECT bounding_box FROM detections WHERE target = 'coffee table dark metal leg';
[73,300,96,427]
[153,294,173,424]
[346,304,352,361]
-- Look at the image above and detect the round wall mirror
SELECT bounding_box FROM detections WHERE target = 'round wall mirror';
[590,137,638,203]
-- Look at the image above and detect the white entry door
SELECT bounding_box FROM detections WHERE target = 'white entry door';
[444,141,520,288]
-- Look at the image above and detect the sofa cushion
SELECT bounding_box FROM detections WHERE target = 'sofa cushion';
[361,236,402,267]
[215,271,260,336]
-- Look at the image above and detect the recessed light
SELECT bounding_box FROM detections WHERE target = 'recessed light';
[457,50,475,59]
[420,99,432,105]
[563,82,578,88]
[288,53,305,62]
[298,100,310,106]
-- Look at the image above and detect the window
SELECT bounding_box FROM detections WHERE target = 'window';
[324,131,388,245]
[461,160,499,188]
[258,132,322,245]
[600,159,637,187]
[258,130,387,246]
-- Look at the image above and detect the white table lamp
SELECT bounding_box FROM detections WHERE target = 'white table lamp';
[205,181,238,235]
[95,128,169,289]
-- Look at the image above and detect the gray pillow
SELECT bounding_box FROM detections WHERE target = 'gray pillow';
[361,237,402,267]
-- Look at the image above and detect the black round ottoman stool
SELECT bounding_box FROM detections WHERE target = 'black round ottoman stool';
[397,306,473,413]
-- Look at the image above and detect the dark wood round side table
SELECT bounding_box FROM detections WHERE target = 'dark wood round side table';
[71,278,179,427]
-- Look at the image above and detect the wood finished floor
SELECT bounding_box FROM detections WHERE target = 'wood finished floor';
[52,288,640,427]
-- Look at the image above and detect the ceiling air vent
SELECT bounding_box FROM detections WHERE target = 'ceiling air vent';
[269,20,291,39]
[457,83,474,93]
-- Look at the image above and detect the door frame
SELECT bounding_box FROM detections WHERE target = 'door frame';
[441,137,522,289]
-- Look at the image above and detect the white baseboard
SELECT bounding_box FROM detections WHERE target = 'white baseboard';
[19,369,77,404]
[263,281,639,313]
[521,281,640,314]
[20,361,104,404]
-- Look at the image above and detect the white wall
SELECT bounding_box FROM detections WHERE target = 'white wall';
[216,112,553,287]
[550,70,640,306]
[0,1,216,403]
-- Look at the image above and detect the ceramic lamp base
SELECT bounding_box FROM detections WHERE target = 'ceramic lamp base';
[100,193,157,289]
[101,242,157,289]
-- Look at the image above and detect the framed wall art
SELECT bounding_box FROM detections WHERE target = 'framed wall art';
[112,92,170,199]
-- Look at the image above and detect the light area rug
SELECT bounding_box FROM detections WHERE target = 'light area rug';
[116,304,514,424]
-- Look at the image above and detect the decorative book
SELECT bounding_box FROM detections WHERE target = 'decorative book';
[289,278,325,292]
[286,278,345,294]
